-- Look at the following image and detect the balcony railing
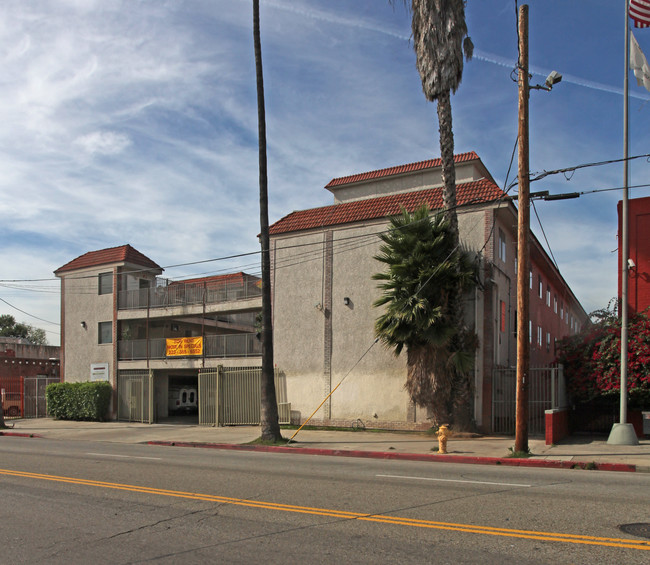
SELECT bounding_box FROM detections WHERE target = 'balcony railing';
[118,278,262,310]
[118,333,262,361]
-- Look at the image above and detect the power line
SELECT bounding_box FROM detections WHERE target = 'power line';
[0,296,60,326]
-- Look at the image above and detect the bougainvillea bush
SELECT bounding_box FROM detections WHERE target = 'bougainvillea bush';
[556,307,650,408]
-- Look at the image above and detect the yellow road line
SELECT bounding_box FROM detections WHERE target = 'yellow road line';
[1,468,648,551]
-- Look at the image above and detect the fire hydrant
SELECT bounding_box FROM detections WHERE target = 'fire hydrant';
[436,424,449,454]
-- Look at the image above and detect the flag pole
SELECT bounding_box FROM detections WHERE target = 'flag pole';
[608,0,639,445]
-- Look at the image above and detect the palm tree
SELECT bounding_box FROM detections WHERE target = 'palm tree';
[373,205,476,425]
[253,0,281,442]
[402,0,474,427]
[407,0,473,243]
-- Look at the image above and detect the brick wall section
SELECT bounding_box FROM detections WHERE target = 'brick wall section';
[0,357,60,379]
[545,409,569,445]
[322,231,333,419]
[619,196,650,314]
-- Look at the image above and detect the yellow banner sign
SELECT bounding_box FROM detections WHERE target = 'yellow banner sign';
[166,337,203,357]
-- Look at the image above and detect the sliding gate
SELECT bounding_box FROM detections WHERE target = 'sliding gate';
[199,366,290,426]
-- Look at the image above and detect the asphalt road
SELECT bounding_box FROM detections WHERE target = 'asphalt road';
[1,437,649,564]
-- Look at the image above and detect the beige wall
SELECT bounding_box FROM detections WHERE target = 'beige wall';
[271,206,495,429]
[328,162,482,204]
[59,265,116,383]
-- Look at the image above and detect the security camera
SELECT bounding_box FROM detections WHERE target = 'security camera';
[545,70,562,89]
[628,258,636,269]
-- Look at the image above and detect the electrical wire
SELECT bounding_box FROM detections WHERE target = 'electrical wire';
[0,296,60,326]
[531,199,559,271]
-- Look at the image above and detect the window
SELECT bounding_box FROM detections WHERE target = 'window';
[546,332,551,352]
[560,302,564,319]
[498,229,507,262]
[554,295,558,314]
[546,286,551,307]
[538,276,543,299]
[98,272,113,295]
[529,270,533,289]
[537,326,543,347]
[529,320,532,343]
[98,321,112,344]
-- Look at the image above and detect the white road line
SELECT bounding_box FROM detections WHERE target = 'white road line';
[376,474,531,487]
[86,453,162,461]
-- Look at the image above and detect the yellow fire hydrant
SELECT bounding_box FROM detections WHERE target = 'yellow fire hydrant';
[436,424,450,454]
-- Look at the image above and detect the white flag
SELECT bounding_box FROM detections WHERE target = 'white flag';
[630,31,650,92]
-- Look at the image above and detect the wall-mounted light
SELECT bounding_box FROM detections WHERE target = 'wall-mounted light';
[80,321,87,329]
[343,297,350,306]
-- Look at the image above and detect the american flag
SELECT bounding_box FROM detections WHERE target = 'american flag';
[630,0,650,28]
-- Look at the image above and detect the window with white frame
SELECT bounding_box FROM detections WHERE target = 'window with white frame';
[537,325,543,347]
[546,332,551,352]
[554,295,558,313]
[546,286,551,307]
[538,276,543,299]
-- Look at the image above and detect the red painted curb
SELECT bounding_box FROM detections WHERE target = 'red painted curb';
[0,431,42,438]
[146,441,637,473]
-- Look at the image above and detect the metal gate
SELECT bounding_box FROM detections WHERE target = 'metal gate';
[24,377,59,418]
[492,365,565,436]
[199,366,290,426]
[117,370,153,423]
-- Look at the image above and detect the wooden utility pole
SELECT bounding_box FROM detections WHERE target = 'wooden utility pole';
[515,4,530,454]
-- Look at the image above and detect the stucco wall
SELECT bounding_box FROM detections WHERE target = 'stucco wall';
[271,207,493,429]
[328,162,480,204]
[60,266,115,383]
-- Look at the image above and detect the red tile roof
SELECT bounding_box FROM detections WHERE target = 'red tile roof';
[325,151,480,188]
[270,178,505,236]
[171,272,257,286]
[55,244,162,274]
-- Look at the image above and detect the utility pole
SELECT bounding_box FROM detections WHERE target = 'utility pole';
[607,0,638,446]
[515,3,530,454]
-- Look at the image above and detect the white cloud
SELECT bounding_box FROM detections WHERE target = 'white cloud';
[74,130,132,155]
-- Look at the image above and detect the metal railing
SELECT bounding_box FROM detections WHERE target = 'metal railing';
[118,278,262,310]
[118,333,261,361]
[492,365,565,436]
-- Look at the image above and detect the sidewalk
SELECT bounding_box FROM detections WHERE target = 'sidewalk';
[3,418,650,473]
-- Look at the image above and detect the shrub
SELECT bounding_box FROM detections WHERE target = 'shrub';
[46,381,112,421]
[556,306,650,409]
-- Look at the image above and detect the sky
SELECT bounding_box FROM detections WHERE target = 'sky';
[1,0,649,346]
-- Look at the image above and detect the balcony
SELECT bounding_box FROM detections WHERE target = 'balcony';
[118,333,262,361]
[118,277,262,311]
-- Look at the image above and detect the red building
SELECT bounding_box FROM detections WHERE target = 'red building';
[618,196,650,314]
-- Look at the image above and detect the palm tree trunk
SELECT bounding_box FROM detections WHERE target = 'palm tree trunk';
[436,89,458,247]
[406,344,451,426]
[437,89,475,431]
[253,0,281,442]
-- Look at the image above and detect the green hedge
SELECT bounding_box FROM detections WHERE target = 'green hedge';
[46,381,112,421]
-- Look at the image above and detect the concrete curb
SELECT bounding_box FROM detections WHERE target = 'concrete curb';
[146,441,638,473]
